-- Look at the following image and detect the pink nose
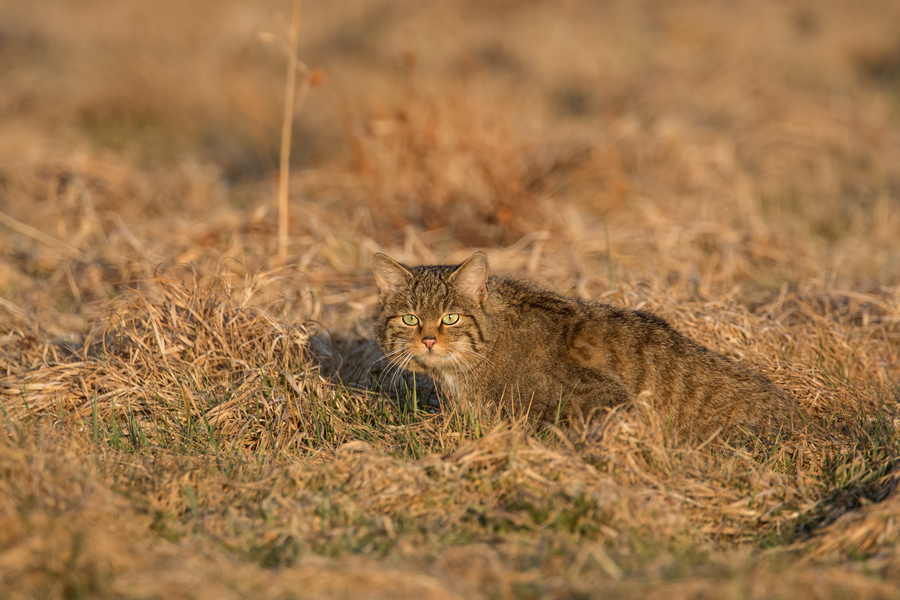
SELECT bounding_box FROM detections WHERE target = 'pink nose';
[422,337,436,349]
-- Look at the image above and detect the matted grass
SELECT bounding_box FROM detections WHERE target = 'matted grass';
[1,0,900,597]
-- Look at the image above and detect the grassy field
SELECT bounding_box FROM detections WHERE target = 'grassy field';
[1,0,900,597]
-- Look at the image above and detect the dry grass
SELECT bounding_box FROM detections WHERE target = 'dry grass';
[1,0,900,597]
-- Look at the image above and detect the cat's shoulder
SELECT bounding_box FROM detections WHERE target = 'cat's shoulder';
[488,275,674,329]
[490,274,562,299]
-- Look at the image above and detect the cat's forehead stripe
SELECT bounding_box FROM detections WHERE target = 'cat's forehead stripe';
[405,265,458,311]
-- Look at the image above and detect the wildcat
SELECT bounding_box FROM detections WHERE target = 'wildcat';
[373,252,796,440]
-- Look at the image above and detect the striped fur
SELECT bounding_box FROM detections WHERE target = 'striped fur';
[373,252,796,440]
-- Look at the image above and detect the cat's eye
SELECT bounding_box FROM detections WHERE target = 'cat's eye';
[441,313,460,325]
[401,314,419,326]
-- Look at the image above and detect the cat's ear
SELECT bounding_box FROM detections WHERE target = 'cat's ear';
[373,253,412,295]
[451,252,489,303]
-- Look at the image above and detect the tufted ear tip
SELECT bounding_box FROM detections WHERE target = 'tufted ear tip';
[372,253,392,269]
[452,252,490,303]
[373,253,412,295]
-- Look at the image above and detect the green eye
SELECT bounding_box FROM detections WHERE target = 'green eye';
[441,313,460,325]
[401,314,419,326]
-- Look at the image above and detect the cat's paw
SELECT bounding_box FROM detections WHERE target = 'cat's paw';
[567,321,602,366]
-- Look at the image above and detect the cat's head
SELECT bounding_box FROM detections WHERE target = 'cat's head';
[372,252,492,375]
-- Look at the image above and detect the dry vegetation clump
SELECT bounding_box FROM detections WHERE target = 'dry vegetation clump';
[2,268,456,457]
[346,80,546,246]
[1,0,900,597]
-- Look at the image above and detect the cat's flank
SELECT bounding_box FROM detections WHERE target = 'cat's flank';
[373,252,796,440]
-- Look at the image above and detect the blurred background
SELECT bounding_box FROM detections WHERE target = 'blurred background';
[1,0,899,332]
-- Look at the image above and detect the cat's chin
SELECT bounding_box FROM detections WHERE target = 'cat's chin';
[412,351,454,370]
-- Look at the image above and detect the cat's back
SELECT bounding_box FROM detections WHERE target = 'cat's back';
[488,275,588,321]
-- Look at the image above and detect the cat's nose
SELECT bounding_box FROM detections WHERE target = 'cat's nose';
[422,337,436,349]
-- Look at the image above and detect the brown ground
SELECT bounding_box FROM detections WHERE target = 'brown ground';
[1,0,899,598]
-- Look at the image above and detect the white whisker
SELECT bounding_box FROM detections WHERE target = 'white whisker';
[371,346,408,370]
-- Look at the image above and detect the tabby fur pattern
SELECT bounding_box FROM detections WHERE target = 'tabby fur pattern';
[373,252,796,440]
